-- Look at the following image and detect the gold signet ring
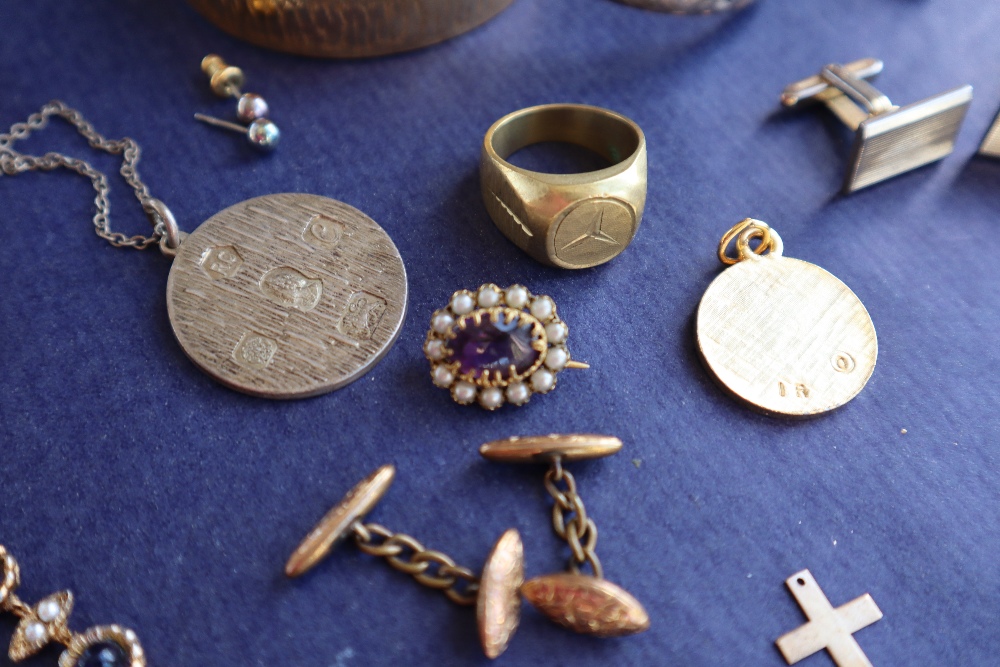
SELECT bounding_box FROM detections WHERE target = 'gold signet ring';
[480,104,647,269]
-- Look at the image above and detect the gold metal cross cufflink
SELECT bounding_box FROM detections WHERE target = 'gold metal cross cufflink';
[782,58,973,193]
[775,569,883,667]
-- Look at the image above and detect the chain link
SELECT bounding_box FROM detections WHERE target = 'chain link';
[352,522,480,606]
[544,460,604,579]
[0,100,167,250]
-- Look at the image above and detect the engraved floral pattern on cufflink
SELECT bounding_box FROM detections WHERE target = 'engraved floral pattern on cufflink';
[424,284,578,410]
[0,545,145,667]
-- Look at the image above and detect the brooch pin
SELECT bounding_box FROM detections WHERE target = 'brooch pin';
[479,434,650,638]
[0,545,145,667]
[696,219,877,417]
[424,284,588,409]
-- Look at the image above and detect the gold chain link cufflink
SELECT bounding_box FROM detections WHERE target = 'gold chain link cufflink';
[285,466,526,659]
[480,434,651,637]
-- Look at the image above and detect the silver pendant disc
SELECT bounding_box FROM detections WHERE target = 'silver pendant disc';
[696,255,876,417]
[166,194,407,399]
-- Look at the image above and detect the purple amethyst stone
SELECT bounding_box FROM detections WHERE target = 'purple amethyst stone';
[447,313,541,380]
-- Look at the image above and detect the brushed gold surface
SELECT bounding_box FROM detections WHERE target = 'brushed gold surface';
[186,0,515,58]
[166,194,407,399]
[479,434,623,463]
[520,573,649,637]
[696,253,877,417]
[476,528,524,659]
[285,465,396,578]
[481,104,647,269]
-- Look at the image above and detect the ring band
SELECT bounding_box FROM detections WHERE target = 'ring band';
[480,104,647,269]
[614,0,755,13]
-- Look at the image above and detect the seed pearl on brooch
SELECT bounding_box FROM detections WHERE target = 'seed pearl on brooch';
[545,322,568,344]
[505,383,531,406]
[36,598,61,622]
[425,339,447,361]
[453,381,477,404]
[505,285,529,309]
[530,369,555,393]
[431,312,454,334]
[24,621,48,644]
[545,347,569,371]
[530,296,555,322]
[477,285,502,308]
[432,366,455,388]
[451,292,476,315]
[479,387,504,410]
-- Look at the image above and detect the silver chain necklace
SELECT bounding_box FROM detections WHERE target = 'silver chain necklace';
[0,101,407,399]
[0,100,182,253]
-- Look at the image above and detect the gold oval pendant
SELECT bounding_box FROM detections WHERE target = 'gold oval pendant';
[166,194,407,399]
[696,220,877,417]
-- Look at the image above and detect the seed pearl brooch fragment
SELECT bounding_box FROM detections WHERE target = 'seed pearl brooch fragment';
[285,466,526,659]
[480,435,651,637]
[0,545,145,667]
[425,284,588,409]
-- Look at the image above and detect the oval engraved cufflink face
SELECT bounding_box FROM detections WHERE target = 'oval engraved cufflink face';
[479,435,623,463]
[477,529,524,660]
[696,220,877,417]
[165,194,407,399]
[520,573,650,638]
[285,465,396,578]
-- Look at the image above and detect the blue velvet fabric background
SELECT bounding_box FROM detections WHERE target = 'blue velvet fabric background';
[2,1,1000,666]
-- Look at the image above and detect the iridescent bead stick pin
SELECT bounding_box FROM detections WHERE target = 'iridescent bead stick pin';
[193,113,281,152]
[200,54,272,123]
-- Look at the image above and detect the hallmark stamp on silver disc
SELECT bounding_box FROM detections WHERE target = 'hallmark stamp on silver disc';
[166,193,407,399]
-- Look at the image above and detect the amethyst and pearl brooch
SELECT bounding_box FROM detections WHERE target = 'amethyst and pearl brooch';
[425,284,587,409]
